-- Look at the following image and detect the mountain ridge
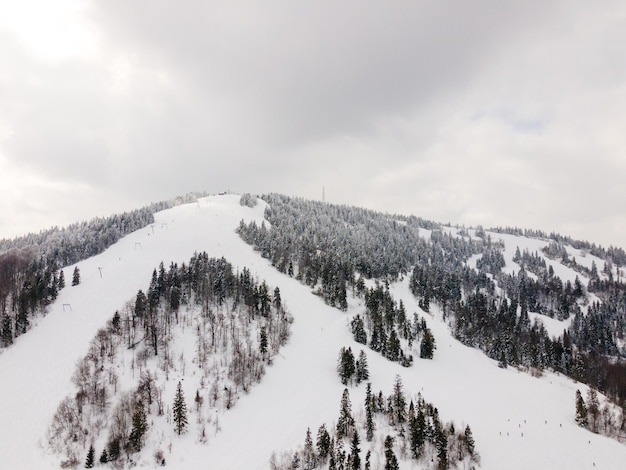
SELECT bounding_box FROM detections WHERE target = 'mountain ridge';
[0,193,625,469]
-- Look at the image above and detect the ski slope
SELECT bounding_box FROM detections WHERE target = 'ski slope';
[1,194,625,469]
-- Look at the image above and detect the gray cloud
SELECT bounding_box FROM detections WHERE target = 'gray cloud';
[86,1,550,147]
[1,0,625,248]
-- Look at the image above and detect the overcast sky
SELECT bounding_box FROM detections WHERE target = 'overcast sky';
[1,1,625,249]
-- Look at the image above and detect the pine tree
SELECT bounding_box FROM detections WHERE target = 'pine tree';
[413,406,426,456]
[463,425,475,457]
[15,304,29,335]
[170,284,181,311]
[591,261,598,279]
[259,325,268,359]
[291,452,301,469]
[364,450,371,470]
[328,438,337,470]
[587,388,600,433]
[148,268,160,307]
[349,430,361,470]
[397,300,406,327]
[85,444,95,468]
[99,448,109,464]
[273,286,282,312]
[575,389,588,427]
[336,388,354,439]
[316,424,331,462]
[385,330,401,362]
[355,350,369,383]
[369,320,385,353]
[337,280,348,311]
[112,310,121,330]
[420,327,436,359]
[107,437,120,461]
[258,281,271,317]
[364,383,374,441]
[58,269,65,289]
[338,347,356,385]
[335,439,346,470]
[383,436,399,470]
[573,276,584,298]
[72,266,81,286]
[129,400,148,451]
[434,421,448,470]
[408,401,418,458]
[377,391,385,414]
[135,289,147,318]
[173,381,188,435]
[351,315,367,344]
[1,314,13,347]
[302,427,316,470]
[391,375,407,428]
[50,270,59,301]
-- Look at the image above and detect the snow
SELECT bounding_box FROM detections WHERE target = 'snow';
[527,311,572,338]
[417,227,432,241]
[488,231,592,291]
[465,253,481,270]
[1,194,625,469]
[386,281,624,470]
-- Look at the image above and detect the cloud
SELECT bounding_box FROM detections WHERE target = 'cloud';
[86,1,554,146]
[1,0,625,248]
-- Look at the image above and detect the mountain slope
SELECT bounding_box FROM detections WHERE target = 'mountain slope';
[1,194,625,469]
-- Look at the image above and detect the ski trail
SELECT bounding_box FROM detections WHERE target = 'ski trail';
[1,194,625,469]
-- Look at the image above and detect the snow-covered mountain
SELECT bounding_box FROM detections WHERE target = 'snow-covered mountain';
[1,194,625,469]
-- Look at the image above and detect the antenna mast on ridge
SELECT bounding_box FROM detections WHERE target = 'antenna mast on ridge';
[322,186,325,202]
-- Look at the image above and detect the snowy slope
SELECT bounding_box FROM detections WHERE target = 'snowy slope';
[387,282,625,470]
[1,195,625,469]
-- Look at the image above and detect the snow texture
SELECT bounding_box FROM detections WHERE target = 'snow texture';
[0,194,625,469]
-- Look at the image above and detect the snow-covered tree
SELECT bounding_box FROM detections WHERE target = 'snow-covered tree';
[587,388,600,433]
[355,350,369,384]
[336,389,354,440]
[302,427,316,470]
[351,315,367,345]
[259,325,268,359]
[383,435,399,470]
[72,266,81,286]
[420,327,436,359]
[349,430,361,470]
[84,444,95,468]
[173,381,188,435]
[390,375,407,428]
[575,389,588,427]
[364,383,374,442]
[128,400,147,452]
[99,448,108,464]
[338,347,356,385]
[463,424,475,457]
